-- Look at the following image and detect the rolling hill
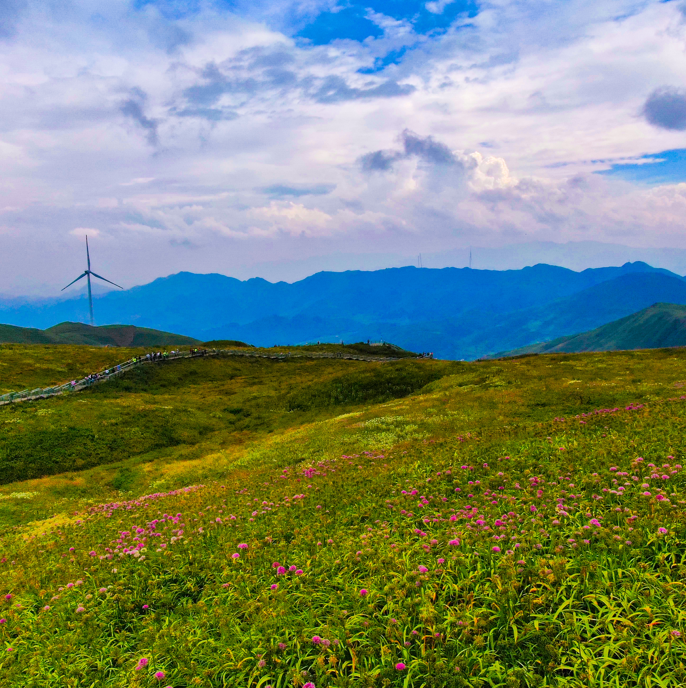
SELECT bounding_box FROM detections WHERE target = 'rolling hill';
[0,322,200,347]
[495,302,686,356]
[2,343,686,686]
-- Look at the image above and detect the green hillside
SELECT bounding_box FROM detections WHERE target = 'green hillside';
[201,339,253,348]
[497,302,686,357]
[2,345,686,686]
[0,321,200,347]
[0,324,54,344]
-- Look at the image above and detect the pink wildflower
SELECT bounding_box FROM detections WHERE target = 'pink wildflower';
[658,527,668,535]
[359,589,368,597]
[154,671,165,680]
[238,543,248,549]
[231,553,240,559]
[396,662,406,670]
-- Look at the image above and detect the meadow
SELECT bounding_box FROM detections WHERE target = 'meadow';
[1,344,686,687]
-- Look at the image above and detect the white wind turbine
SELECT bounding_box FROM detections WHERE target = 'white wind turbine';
[61,236,123,326]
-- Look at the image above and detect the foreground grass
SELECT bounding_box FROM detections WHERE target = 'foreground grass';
[1,348,686,686]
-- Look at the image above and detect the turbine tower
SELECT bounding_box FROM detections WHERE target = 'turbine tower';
[61,236,123,326]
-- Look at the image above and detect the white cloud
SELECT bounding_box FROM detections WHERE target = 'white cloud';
[120,177,155,186]
[425,0,456,16]
[0,0,685,295]
[71,227,100,237]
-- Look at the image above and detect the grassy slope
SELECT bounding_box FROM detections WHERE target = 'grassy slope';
[499,302,686,357]
[0,324,54,345]
[0,355,446,485]
[201,340,253,348]
[0,343,156,394]
[1,348,686,685]
[0,322,200,347]
[0,342,410,395]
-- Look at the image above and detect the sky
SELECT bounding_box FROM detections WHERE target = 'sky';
[1,0,686,296]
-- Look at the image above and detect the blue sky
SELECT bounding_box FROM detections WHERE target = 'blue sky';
[0,0,686,295]
[135,0,480,40]
[296,0,479,44]
[600,149,686,185]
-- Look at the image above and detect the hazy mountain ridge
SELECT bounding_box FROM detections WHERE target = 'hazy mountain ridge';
[0,261,684,358]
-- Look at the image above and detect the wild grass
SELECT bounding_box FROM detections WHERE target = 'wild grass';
[0,353,452,486]
[0,343,153,395]
[1,346,686,686]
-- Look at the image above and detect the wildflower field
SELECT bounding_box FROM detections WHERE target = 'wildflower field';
[1,344,686,687]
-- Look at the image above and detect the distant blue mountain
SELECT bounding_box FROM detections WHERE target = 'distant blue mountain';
[0,261,683,359]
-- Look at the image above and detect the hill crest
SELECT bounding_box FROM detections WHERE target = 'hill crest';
[0,322,200,347]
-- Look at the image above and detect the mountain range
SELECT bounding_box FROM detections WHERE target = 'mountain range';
[1,261,685,359]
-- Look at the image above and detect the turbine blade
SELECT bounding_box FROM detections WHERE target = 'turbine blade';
[61,272,88,291]
[90,271,123,289]
[86,236,91,271]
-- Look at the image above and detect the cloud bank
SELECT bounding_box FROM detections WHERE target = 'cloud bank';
[0,0,686,295]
